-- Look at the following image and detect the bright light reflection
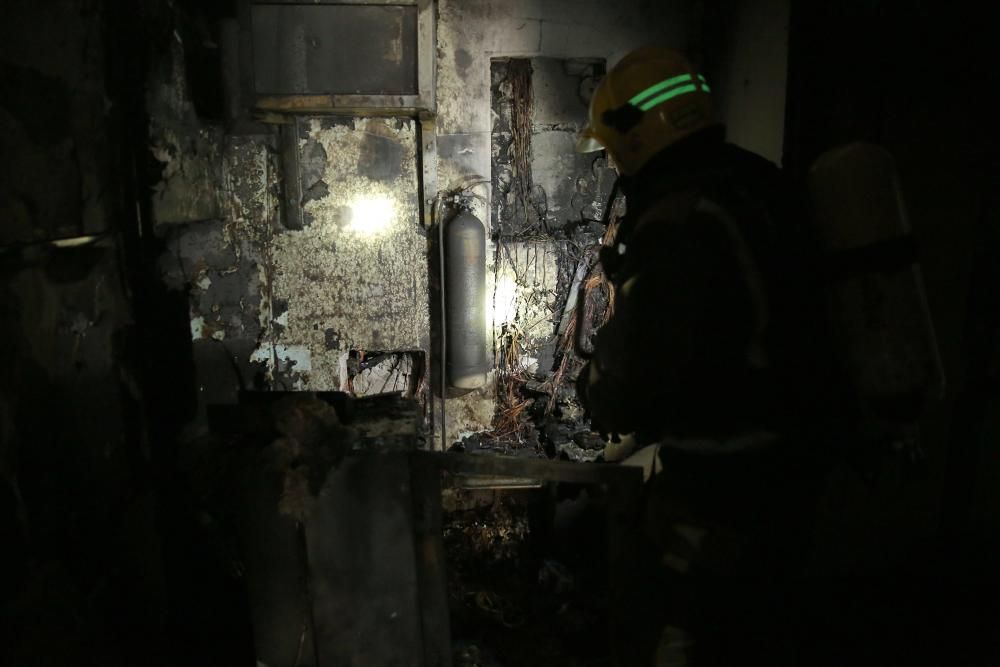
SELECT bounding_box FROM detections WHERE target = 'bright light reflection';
[349,196,395,235]
[490,273,519,327]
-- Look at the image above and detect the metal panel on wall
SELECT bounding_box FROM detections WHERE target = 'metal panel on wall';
[252,3,419,95]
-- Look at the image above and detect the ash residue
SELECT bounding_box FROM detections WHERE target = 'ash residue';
[451,429,544,458]
[444,491,531,567]
[444,490,612,666]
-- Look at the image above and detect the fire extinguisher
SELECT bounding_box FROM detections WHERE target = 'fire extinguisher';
[442,209,488,390]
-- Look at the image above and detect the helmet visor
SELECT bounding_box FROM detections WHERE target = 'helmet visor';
[575,129,604,154]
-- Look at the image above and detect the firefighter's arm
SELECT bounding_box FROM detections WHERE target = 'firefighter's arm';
[580,208,750,437]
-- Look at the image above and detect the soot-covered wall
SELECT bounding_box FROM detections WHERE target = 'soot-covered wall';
[151,39,430,434]
[152,0,703,448]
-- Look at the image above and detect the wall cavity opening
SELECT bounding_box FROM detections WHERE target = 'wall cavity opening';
[476,56,617,452]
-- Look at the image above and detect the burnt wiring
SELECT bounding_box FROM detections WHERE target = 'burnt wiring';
[543,220,620,418]
[490,234,582,445]
[460,59,616,446]
[563,155,617,233]
[493,58,552,239]
[509,59,534,218]
[488,235,544,444]
[574,179,621,359]
[487,180,620,443]
[490,321,534,441]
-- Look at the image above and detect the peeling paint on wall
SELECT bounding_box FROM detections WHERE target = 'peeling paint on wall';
[150,125,223,224]
[154,112,430,412]
[156,126,281,408]
[190,315,205,340]
[268,116,429,391]
[250,344,313,372]
[147,36,225,226]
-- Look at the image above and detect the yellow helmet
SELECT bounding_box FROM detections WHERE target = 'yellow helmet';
[577,48,717,175]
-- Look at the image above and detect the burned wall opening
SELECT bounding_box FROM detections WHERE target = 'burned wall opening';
[480,57,618,458]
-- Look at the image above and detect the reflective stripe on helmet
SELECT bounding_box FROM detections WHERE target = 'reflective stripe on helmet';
[628,73,695,105]
[629,74,711,112]
[639,84,699,111]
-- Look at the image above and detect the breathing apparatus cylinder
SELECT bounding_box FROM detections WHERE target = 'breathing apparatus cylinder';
[807,142,945,427]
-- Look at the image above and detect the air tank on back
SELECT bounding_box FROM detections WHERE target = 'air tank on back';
[444,210,488,389]
[807,142,946,425]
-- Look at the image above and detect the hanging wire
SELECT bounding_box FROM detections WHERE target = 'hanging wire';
[573,178,621,359]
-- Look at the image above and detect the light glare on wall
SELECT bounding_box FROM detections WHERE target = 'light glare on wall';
[349,196,395,235]
[490,273,519,327]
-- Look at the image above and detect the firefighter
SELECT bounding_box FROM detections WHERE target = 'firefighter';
[576,48,851,665]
